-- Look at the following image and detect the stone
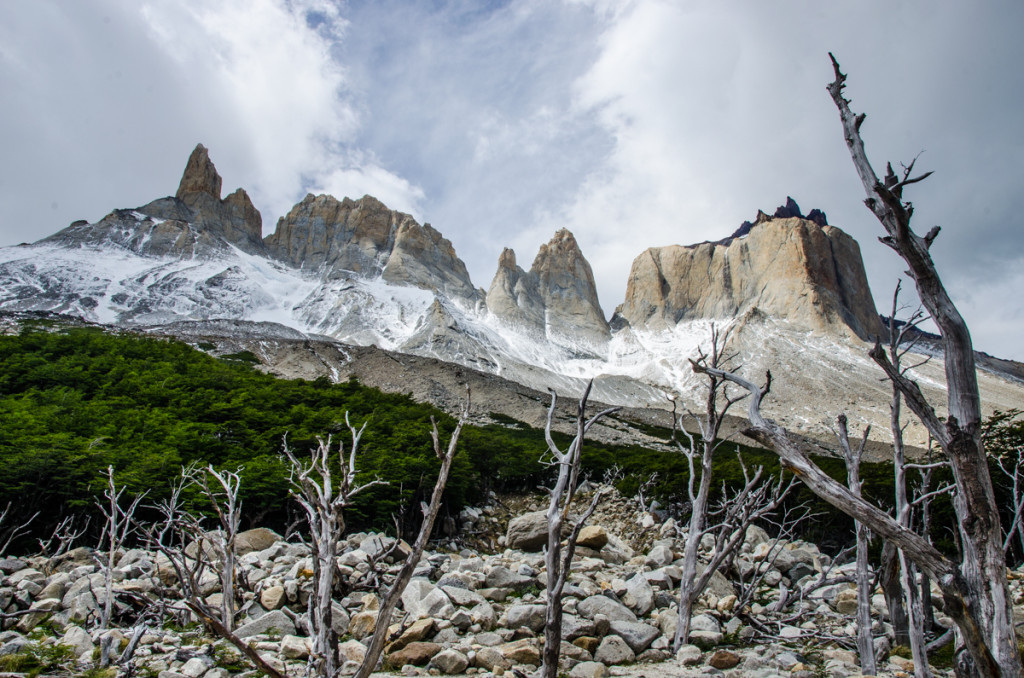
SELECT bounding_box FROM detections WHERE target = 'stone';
[505,604,546,632]
[431,648,469,674]
[645,544,673,568]
[473,646,510,671]
[389,618,436,652]
[235,528,281,555]
[61,625,95,658]
[622,575,655,616]
[833,587,859,615]
[234,610,296,639]
[607,621,660,653]
[570,661,609,678]
[677,644,703,666]
[504,512,550,552]
[594,635,635,665]
[484,566,534,591]
[280,634,310,660]
[708,649,741,669]
[387,641,442,668]
[577,526,609,550]
[348,611,379,640]
[440,586,485,607]
[183,656,215,677]
[333,638,365,664]
[498,638,540,666]
[260,585,286,610]
[470,602,496,630]
[561,614,596,640]
[577,595,637,623]
[688,614,722,647]
[402,580,455,619]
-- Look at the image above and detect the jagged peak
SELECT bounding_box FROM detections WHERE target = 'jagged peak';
[176,144,222,202]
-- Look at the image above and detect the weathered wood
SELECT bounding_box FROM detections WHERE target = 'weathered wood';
[355,394,470,678]
[837,415,876,675]
[540,381,619,678]
[828,54,1018,678]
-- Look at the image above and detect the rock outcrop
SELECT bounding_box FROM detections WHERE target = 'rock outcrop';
[265,194,479,301]
[614,212,884,341]
[40,144,265,257]
[486,229,610,349]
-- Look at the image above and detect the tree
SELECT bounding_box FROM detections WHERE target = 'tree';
[827,53,1019,677]
[687,54,1022,678]
[539,382,618,678]
[282,416,383,678]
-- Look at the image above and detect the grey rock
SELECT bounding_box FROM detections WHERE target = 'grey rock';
[622,575,655,616]
[484,566,533,591]
[506,604,546,632]
[504,512,550,552]
[401,580,454,620]
[577,595,637,623]
[594,635,635,665]
[607,620,660,653]
[431,648,469,674]
[234,609,296,639]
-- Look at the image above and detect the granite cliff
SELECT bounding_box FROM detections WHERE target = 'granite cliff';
[265,194,479,302]
[614,201,884,341]
[487,229,610,350]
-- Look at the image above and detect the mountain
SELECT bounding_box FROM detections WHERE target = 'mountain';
[1,146,1021,454]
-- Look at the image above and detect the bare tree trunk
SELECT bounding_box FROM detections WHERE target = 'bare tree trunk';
[283,414,384,678]
[837,415,876,676]
[96,465,146,629]
[692,362,1004,677]
[355,396,470,678]
[540,381,619,678]
[881,542,911,646]
[828,54,1019,677]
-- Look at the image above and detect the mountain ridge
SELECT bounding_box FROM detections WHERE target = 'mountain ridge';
[3,144,1022,449]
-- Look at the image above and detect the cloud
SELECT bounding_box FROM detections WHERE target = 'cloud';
[1,0,1022,360]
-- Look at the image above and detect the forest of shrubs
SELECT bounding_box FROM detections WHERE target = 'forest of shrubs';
[1,319,1019,560]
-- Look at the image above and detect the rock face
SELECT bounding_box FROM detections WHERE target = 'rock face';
[264,194,479,301]
[486,229,610,349]
[41,144,265,257]
[614,211,884,341]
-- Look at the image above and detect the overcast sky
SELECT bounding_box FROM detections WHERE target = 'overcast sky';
[2,1,1023,361]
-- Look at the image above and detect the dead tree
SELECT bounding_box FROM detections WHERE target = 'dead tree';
[192,465,244,631]
[828,53,1019,677]
[282,415,384,678]
[836,414,876,675]
[0,502,38,557]
[354,394,470,678]
[667,327,748,650]
[96,465,147,629]
[153,466,287,678]
[540,381,619,678]
[887,285,936,678]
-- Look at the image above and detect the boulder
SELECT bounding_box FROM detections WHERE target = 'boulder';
[570,661,610,678]
[708,649,741,670]
[577,595,637,623]
[280,634,310,660]
[577,526,609,550]
[607,621,660,653]
[234,609,296,639]
[506,604,546,632]
[401,580,454,620]
[386,641,441,668]
[594,635,635,665]
[622,575,655,616]
[498,638,541,666]
[431,648,469,674]
[505,512,549,551]
[235,528,281,556]
[484,566,534,591]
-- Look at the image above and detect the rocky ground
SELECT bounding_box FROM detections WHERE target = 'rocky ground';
[0,489,1007,678]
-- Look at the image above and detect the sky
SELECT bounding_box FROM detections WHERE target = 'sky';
[2,0,1023,361]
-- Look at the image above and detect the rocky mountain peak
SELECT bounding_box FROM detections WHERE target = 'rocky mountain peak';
[265,194,478,301]
[175,143,222,203]
[487,229,610,350]
[615,214,884,341]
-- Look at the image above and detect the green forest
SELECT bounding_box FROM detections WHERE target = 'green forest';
[0,319,1018,558]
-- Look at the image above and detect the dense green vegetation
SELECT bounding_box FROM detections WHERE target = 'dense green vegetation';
[2,320,1017,561]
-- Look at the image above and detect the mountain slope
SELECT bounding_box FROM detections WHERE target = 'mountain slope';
[2,146,1022,452]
